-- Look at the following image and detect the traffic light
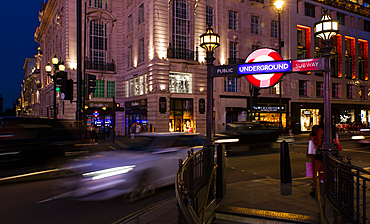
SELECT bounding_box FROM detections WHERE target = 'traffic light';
[252,86,260,106]
[64,79,73,101]
[87,74,97,98]
[55,71,67,93]
[115,103,125,111]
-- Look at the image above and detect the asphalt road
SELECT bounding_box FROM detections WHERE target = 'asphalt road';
[1,140,370,224]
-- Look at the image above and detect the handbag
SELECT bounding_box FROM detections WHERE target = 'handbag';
[308,139,317,155]
[306,162,313,177]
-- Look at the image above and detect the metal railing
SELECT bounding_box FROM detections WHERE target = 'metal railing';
[324,154,370,224]
[175,148,216,224]
[85,60,115,71]
[167,46,199,62]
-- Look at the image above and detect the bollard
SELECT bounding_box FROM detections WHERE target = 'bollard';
[280,140,292,183]
[216,144,226,199]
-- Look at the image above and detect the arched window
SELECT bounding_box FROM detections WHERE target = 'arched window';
[90,20,107,70]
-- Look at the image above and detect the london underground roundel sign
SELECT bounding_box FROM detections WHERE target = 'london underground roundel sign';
[244,48,283,88]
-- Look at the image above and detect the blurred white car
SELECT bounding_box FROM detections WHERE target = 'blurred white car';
[55,132,204,201]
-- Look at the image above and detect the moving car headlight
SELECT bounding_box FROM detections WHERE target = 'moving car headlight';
[214,139,239,143]
[82,165,136,180]
[351,136,365,140]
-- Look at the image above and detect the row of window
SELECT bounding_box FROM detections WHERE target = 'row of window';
[304,1,370,32]
[226,10,278,37]
[299,80,367,99]
[297,25,368,81]
[128,4,144,33]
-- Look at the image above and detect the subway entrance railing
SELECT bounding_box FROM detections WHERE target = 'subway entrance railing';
[324,154,370,224]
[175,147,217,224]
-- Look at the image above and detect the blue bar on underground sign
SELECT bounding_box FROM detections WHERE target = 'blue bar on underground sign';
[238,60,292,75]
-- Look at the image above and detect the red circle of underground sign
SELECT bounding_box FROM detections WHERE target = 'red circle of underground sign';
[244,48,283,88]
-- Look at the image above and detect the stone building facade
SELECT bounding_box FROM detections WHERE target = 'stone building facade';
[29,0,370,135]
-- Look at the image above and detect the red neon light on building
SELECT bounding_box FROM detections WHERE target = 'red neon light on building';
[359,39,369,81]
[336,35,342,78]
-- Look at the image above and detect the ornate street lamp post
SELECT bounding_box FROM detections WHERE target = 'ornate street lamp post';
[274,0,284,135]
[199,25,220,149]
[314,8,339,151]
[45,55,64,119]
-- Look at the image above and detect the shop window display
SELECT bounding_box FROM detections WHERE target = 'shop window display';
[169,99,194,132]
[169,72,192,94]
[300,109,320,132]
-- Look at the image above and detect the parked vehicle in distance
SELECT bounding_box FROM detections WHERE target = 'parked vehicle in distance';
[55,132,205,201]
[215,121,279,156]
[0,117,76,169]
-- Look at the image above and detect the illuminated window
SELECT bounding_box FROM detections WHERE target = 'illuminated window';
[297,28,307,59]
[229,10,238,30]
[224,77,239,92]
[130,79,134,96]
[345,39,353,79]
[169,72,192,93]
[359,41,367,80]
[134,77,139,96]
[360,86,366,100]
[144,74,148,94]
[347,84,355,99]
[299,80,308,96]
[139,75,144,95]
[107,81,115,98]
[332,83,339,98]
[93,80,105,98]
[126,80,129,97]
[316,82,324,97]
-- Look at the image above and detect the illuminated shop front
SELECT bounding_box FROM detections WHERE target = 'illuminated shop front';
[339,109,355,124]
[251,104,286,127]
[361,110,370,125]
[125,99,148,135]
[300,109,320,132]
[169,98,194,132]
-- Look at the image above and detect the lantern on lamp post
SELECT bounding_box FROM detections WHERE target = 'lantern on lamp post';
[314,8,339,151]
[199,25,220,149]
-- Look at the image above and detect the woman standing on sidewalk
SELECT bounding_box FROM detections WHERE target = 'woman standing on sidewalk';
[309,122,324,198]
[307,125,319,190]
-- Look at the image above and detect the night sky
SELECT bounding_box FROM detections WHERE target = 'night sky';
[0,1,43,112]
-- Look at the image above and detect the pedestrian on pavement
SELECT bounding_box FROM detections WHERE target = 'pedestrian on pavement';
[310,121,324,198]
[332,125,341,157]
[307,125,319,187]
[88,124,97,143]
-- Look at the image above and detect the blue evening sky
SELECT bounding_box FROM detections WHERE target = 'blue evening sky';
[0,1,44,112]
